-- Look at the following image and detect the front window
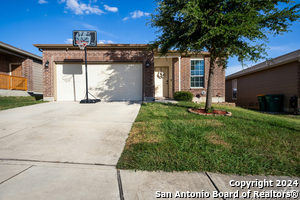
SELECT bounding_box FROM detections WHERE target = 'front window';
[190,59,204,88]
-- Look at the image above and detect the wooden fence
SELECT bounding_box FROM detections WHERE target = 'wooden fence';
[0,74,27,91]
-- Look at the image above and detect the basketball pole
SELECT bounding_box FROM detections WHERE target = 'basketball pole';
[85,45,88,103]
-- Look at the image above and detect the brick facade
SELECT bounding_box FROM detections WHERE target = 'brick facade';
[42,48,154,99]
[172,56,225,100]
[0,53,34,91]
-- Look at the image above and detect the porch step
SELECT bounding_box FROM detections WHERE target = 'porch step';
[0,89,30,97]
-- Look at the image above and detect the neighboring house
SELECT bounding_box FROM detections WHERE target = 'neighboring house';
[33,44,225,102]
[0,41,43,96]
[225,49,300,113]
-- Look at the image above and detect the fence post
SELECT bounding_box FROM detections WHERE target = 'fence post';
[9,76,11,90]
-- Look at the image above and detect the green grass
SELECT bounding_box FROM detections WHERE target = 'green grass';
[117,102,300,176]
[0,96,46,111]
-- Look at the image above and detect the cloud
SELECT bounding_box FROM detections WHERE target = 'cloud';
[98,40,113,44]
[65,38,73,44]
[130,10,150,18]
[82,23,97,29]
[123,10,151,21]
[38,0,48,4]
[131,10,144,18]
[268,45,294,52]
[64,0,104,15]
[104,5,118,12]
[81,23,117,37]
[63,10,68,13]
[27,9,29,12]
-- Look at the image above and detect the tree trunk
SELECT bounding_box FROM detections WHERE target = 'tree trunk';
[205,56,215,109]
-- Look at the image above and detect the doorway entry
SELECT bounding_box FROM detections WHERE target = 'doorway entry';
[154,67,169,98]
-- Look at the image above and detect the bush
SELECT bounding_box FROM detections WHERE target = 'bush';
[174,91,193,101]
[192,105,200,110]
[206,105,214,113]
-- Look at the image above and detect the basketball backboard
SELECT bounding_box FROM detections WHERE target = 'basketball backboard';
[73,30,97,47]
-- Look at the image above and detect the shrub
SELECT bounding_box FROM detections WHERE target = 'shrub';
[174,91,193,101]
[206,105,215,113]
[192,105,200,110]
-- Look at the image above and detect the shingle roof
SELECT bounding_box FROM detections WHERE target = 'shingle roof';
[33,44,149,49]
[0,41,42,61]
[226,49,300,80]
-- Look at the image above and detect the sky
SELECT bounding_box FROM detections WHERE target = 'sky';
[0,0,299,76]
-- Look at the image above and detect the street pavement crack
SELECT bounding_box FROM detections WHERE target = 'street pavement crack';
[205,172,225,200]
[117,170,125,200]
[0,165,33,185]
[0,158,116,167]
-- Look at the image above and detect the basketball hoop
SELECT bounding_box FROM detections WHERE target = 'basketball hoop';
[73,30,100,103]
[76,40,88,50]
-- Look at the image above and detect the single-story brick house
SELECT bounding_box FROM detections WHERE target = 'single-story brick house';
[225,49,300,113]
[0,41,43,96]
[34,44,225,102]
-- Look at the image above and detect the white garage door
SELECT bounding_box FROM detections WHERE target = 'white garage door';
[56,64,142,101]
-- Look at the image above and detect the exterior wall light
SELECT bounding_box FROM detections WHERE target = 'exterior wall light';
[45,60,49,68]
[146,61,150,67]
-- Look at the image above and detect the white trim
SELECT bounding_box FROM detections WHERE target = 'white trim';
[9,63,22,76]
[190,59,204,88]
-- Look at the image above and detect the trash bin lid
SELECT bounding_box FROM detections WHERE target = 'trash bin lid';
[265,94,284,96]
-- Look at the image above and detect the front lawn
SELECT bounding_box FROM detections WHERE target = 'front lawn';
[0,96,46,111]
[117,102,300,176]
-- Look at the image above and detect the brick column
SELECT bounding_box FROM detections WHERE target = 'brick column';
[172,58,179,93]
[22,58,33,91]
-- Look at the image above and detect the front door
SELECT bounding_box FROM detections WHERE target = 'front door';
[154,67,169,98]
[11,64,23,77]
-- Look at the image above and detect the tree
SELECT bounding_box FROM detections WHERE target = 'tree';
[148,0,300,109]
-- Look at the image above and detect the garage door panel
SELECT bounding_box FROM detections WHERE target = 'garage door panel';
[56,64,142,101]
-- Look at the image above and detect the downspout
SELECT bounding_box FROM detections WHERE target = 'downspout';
[178,56,181,91]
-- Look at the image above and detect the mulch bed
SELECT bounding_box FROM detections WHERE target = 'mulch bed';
[188,108,232,116]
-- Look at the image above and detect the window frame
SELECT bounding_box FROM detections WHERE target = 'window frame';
[190,58,205,88]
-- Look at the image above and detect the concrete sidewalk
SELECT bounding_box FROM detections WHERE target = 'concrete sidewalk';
[120,171,299,200]
[0,159,299,200]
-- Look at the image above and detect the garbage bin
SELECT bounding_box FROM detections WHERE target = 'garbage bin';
[265,94,284,112]
[257,95,266,111]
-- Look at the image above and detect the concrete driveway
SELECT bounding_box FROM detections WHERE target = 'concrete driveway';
[0,101,140,165]
[0,101,140,199]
